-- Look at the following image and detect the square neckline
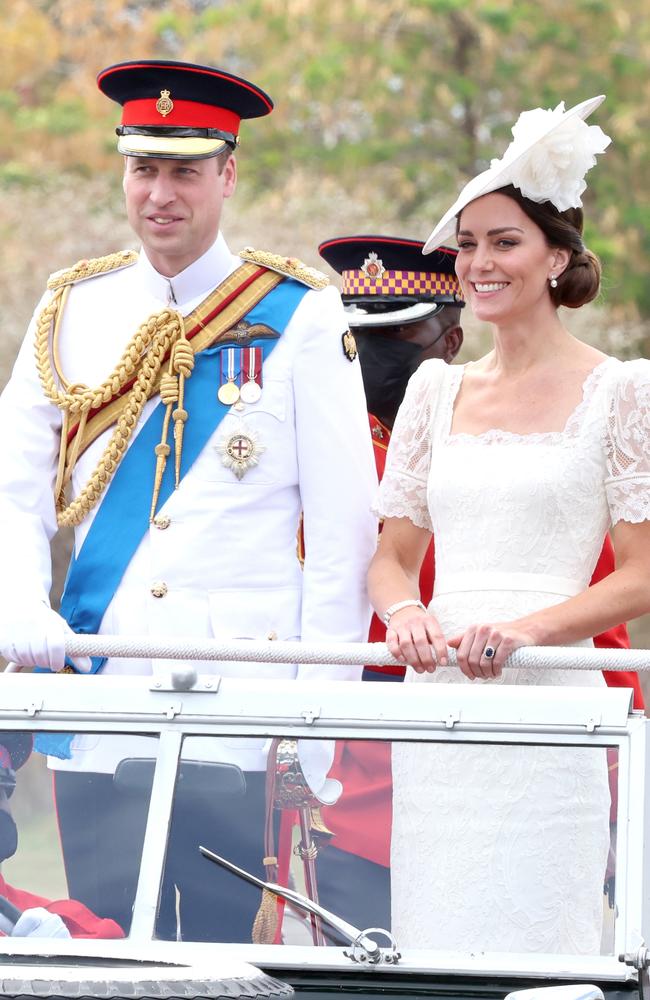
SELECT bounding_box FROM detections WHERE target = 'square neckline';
[444,357,615,444]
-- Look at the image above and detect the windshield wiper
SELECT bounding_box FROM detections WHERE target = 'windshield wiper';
[199,845,399,965]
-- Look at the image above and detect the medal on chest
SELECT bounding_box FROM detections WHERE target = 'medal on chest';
[218,346,264,406]
[240,346,263,403]
[218,422,266,480]
[217,347,241,405]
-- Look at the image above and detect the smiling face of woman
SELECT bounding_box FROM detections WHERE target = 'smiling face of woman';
[454,192,569,325]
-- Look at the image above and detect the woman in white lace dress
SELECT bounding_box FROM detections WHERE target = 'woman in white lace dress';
[368,97,650,954]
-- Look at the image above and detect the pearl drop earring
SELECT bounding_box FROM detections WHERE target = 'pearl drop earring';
[550,275,558,288]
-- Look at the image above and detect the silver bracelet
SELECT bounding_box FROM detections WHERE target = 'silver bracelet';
[382,599,427,627]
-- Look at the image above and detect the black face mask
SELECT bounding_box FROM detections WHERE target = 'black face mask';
[355,333,423,427]
[0,809,18,862]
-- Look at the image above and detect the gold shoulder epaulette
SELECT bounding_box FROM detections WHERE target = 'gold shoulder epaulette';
[239,247,329,290]
[47,249,138,290]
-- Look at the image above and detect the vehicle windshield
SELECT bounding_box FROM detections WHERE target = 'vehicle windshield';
[0,728,620,956]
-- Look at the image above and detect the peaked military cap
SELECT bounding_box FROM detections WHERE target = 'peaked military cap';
[98,59,273,159]
[318,235,464,327]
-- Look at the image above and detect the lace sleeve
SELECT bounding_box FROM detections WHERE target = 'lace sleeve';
[604,359,650,525]
[374,360,443,531]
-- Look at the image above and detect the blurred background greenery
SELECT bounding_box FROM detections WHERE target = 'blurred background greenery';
[3,0,650,346]
[0,0,648,700]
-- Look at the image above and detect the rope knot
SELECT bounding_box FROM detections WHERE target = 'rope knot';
[159,372,180,405]
[172,340,195,378]
[64,382,93,417]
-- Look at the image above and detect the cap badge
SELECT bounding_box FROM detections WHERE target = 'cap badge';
[361,252,385,282]
[218,423,265,480]
[342,330,358,362]
[156,89,174,118]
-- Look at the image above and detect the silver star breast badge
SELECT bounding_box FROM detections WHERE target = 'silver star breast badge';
[218,423,265,480]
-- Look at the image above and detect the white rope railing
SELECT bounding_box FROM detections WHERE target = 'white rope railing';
[56,634,650,672]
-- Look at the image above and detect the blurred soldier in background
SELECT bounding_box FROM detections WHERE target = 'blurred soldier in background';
[313,236,463,931]
[319,236,464,680]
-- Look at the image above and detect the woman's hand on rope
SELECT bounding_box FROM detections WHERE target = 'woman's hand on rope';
[447,621,538,680]
[385,607,448,673]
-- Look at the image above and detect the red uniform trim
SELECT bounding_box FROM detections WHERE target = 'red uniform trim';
[366,415,431,677]
[590,534,643,710]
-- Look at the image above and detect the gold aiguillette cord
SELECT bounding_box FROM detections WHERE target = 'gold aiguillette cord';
[149,314,194,521]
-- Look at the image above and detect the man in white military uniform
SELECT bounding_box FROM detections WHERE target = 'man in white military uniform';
[0,60,376,940]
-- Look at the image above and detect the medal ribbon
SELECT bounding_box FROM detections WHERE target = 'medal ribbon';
[243,347,263,390]
[219,347,241,393]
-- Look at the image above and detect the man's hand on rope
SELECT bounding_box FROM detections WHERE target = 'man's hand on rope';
[0,602,91,673]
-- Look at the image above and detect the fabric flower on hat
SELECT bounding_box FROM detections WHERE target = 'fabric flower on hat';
[423,94,608,253]
[492,102,611,212]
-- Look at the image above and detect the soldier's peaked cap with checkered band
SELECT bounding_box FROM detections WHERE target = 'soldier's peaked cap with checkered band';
[98,60,273,160]
[319,236,464,328]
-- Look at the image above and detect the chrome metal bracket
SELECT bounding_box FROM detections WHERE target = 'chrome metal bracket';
[344,927,400,965]
[149,669,221,693]
[620,946,650,1000]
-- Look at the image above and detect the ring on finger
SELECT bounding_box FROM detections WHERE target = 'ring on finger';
[483,644,496,660]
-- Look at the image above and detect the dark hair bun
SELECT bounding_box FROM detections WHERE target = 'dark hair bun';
[553,248,601,309]
[495,188,602,310]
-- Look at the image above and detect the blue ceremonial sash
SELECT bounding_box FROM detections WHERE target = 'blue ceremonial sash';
[35,278,308,759]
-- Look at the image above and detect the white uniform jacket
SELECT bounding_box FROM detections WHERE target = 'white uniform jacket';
[0,235,377,770]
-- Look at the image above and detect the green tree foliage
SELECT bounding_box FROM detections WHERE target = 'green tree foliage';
[1,0,649,321]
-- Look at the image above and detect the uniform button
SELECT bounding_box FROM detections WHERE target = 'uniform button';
[267,630,278,641]
[151,581,168,598]
[153,515,171,530]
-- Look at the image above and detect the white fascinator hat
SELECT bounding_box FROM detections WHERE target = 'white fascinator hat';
[423,95,611,253]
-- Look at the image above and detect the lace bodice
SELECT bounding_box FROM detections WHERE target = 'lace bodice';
[376,357,650,592]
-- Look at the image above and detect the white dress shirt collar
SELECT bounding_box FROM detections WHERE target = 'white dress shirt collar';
[135,233,238,309]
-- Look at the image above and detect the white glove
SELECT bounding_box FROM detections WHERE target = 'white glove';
[11,907,71,939]
[0,602,91,673]
[297,739,342,805]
